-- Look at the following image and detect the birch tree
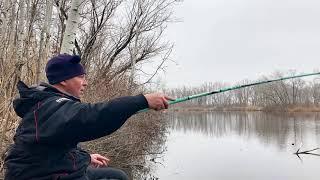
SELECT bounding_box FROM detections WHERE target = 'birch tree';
[60,0,81,54]
[36,0,53,83]
[16,0,26,63]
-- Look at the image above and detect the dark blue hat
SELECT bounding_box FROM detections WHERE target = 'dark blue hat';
[45,54,86,85]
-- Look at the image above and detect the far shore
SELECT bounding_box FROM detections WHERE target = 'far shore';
[169,105,320,113]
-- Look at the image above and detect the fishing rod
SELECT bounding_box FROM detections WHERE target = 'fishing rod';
[138,72,320,113]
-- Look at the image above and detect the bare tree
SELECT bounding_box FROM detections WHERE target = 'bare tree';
[167,70,320,111]
[36,0,53,83]
[60,0,82,54]
[0,0,179,177]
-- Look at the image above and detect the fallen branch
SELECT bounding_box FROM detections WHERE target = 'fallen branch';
[293,146,320,162]
[295,148,320,155]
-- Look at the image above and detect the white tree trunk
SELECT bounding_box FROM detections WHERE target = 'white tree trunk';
[36,0,53,83]
[6,0,17,59]
[16,0,26,62]
[60,0,81,54]
[0,0,11,65]
[0,0,10,41]
[44,0,53,63]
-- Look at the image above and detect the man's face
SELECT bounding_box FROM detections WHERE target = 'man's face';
[62,75,87,98]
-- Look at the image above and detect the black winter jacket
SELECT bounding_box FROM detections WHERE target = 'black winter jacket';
[4,81,148,180]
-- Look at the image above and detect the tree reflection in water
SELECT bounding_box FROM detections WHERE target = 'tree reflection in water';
[168,112,320,151]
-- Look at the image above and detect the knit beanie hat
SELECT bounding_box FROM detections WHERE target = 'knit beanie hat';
[45,54,86,85]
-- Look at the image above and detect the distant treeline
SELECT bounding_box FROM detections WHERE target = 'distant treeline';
[167,71,320,109]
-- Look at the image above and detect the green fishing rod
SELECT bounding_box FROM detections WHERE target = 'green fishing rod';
[138,71,320,113]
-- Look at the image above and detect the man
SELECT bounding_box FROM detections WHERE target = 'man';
[4,54,173,180]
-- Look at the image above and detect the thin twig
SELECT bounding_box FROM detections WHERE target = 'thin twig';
[295,147,319,154]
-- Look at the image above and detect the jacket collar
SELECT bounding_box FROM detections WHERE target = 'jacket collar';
[39,82,81,102]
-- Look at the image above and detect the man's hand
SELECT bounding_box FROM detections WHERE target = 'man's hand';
[90,154,110,168]
[144,93,175,111]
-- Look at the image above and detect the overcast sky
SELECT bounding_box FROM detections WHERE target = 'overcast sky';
[149,0,320,88]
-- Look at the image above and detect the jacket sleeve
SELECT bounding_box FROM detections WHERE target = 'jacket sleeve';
[37,94,149,144]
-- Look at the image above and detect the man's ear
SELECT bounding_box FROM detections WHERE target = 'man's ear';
[60,81,67,86]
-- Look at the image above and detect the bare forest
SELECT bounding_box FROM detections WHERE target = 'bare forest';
[0,0,179,179]
[167,70,320,112]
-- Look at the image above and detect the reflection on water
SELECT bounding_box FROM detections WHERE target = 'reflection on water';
[169,112,320,150]
[155,112,320,180]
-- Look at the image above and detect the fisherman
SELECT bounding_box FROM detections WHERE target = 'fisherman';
[4,54,173,180]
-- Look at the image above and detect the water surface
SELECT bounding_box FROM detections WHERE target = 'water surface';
[155,112,320,180]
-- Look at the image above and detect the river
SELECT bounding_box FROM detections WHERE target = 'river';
[154,111,320,180]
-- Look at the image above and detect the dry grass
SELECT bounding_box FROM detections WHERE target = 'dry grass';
[81,78,169,179]
[82,112,168,179]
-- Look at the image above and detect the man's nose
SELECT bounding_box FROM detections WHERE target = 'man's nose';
[83,79,88,86]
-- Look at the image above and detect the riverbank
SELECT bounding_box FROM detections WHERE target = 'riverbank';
[170,105,320,113]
